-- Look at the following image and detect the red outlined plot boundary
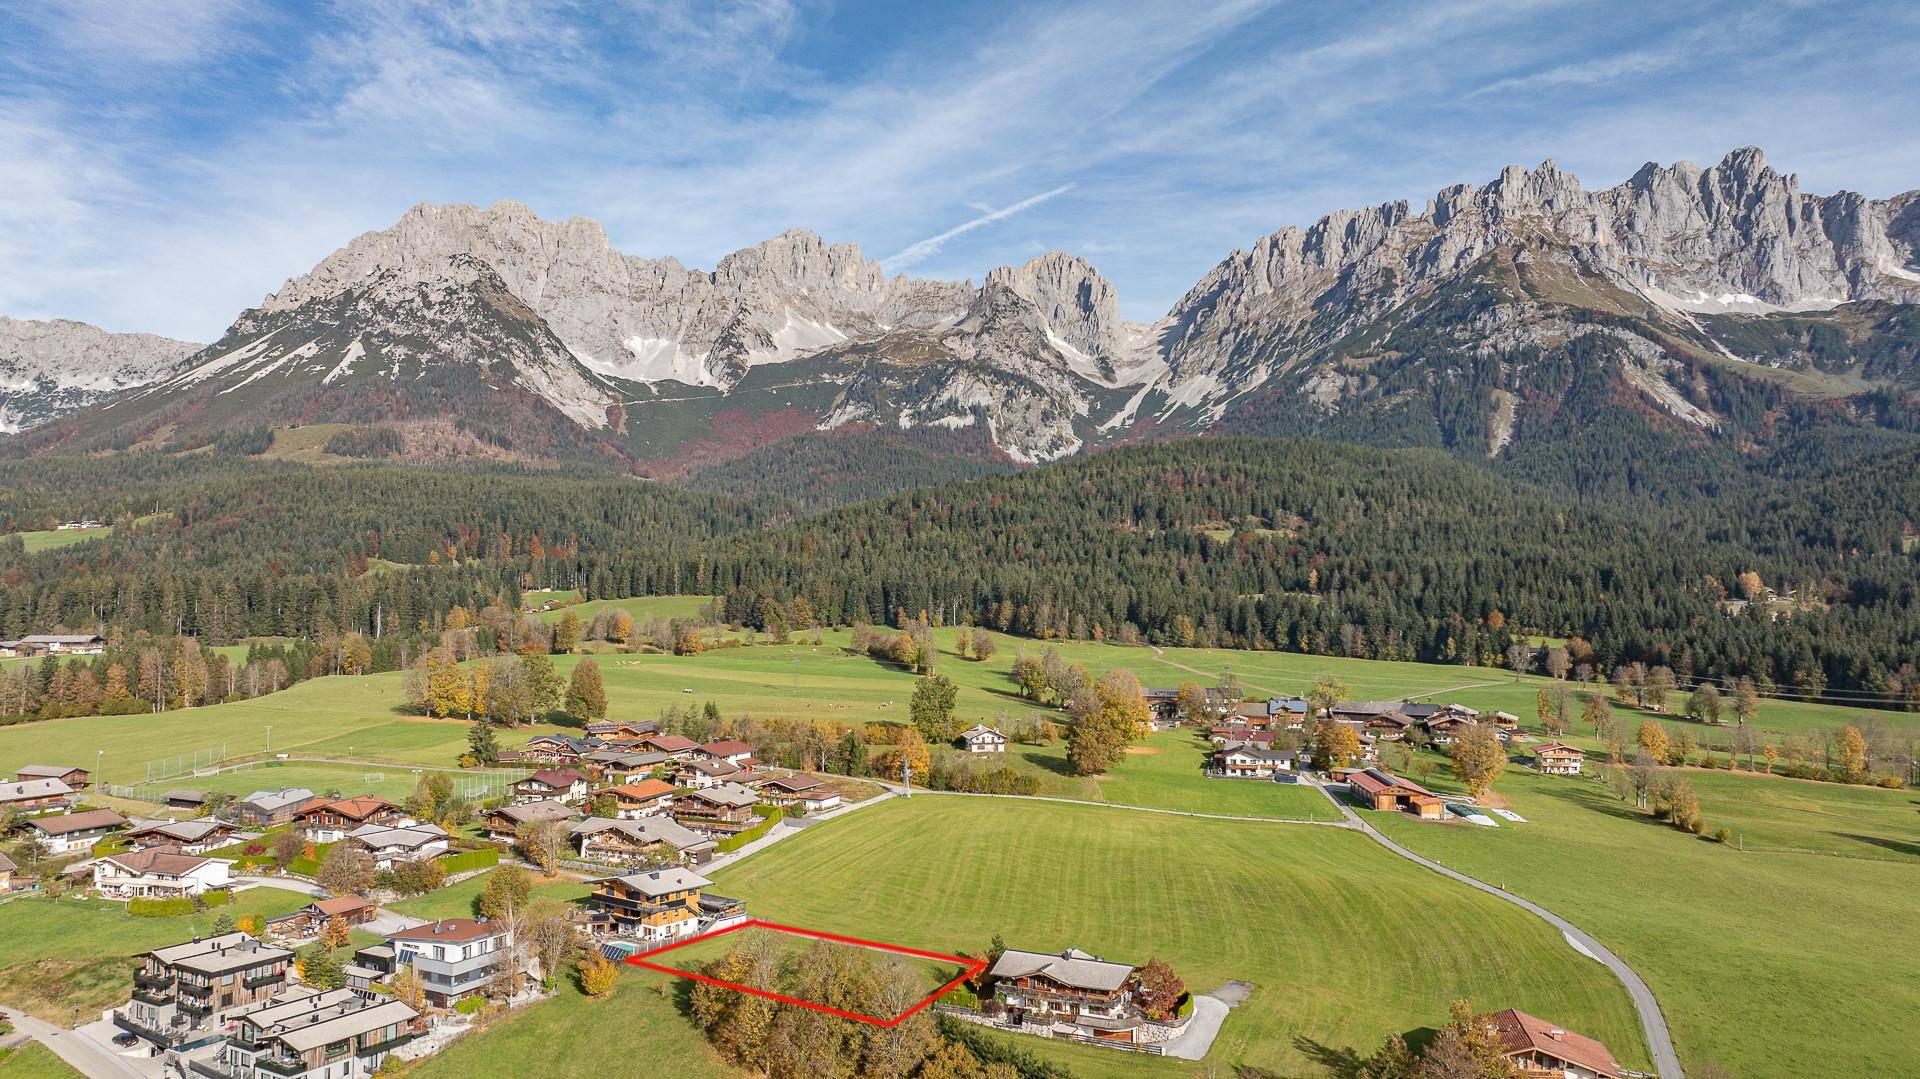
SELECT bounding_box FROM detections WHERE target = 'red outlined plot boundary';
[623,918,987,1027]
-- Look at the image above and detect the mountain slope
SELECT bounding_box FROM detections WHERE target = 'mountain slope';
[15,147,1920,474]
[0,317,201,432]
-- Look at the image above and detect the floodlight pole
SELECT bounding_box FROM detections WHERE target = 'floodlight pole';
[901,755,912,798]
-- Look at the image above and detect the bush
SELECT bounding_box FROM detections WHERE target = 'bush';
[939,985,981,1010]
[202,889,230,907]
[1174,991,1195,1019]
[454,995,488,1015]
[1715,826,1733,843]
[437,848,500,876]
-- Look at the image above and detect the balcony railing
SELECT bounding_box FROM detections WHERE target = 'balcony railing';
[244,971,284,989]
[254,1053,313,1077]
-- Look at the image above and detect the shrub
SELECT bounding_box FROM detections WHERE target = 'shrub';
[244,843,268,856]
[1715,826,1733,843]
[454,995,488,1015]
[128,896,197,917]
[202,889,230,907]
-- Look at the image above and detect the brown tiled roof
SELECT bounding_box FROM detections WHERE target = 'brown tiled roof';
[641,734,697,752]
[766,773,830,794]
[1486,1009,1621,1078]
[699,739,754,756]
[311,895,377,917]
[386,917,500,944]
[1534,742,1584,757]
[524,769,585,788]
[603,779,677,801]
[105,846,209,876]
[298,795,398,822]
[31,808,127,834]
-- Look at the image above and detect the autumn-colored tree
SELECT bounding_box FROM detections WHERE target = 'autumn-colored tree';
[1544,646,1570,681]
[1310,718,1363,770]
[1637,721,1671,764]
[272,828,305,870]
[1008,654,1047,700]
[1732,677,1760,724]
[316,843,374,896]
[916,1042,981,1079]
[1308,674,1349,718]
[1687,682,1723,725]
[102,662,131,702]
[1736,570,1765,600]
[1646,665,1677,710]
[1449,723,1506,799]
[878,726,931,786]
[1581,692,1613,738]
[1836,725,1870,783]
[1135,957,1185,1020]
[391,965,428,1011]
[564,658,607,720]
[1066,669,1148,775]
[554,610,582,653]
[972,633,997,662]
[517,819,568,873]
[340,633,374,675]
[321,916,352,950]
[479,864,534,919]
[1761,743,1780,773]
[611,610,634,644]
[578,954,619,998]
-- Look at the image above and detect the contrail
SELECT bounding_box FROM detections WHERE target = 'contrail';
[880,183,1076,272]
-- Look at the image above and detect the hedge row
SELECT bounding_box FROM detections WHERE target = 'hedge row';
[436,848,500,876]
[715,806,787,853]
[128,896,195,917]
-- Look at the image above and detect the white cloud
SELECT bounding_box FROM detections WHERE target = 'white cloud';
[881,185,1077,272]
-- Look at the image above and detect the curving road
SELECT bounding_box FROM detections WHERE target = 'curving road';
[1311,786,1685,1079]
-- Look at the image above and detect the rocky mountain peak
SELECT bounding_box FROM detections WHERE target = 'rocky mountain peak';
[0,317,202,432]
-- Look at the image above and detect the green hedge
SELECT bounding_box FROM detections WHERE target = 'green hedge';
[436,848,500,876]
[938,985,980,1009]
[202,889,230,908]
[1174,991,1194,1019]
[128,896,197,917]
[715,806,787,852]
[454,995,488,1015]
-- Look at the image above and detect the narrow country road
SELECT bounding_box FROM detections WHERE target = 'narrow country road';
[1311,786,1686,1079]
[0,1007,149,1079]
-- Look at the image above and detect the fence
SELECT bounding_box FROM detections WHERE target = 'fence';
[143,745,230,783]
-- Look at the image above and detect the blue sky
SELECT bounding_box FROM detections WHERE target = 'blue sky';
[3,0,1917,341]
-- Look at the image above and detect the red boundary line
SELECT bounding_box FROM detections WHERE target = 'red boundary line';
[622,918,987,1027]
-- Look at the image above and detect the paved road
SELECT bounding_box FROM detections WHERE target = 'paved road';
[1312,786,1685,1079]
[0,1007,153,1079]
[1159,994,1229,1060]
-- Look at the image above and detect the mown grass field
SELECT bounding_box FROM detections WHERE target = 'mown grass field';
[385,867,590,922]
[530,594,713,626]
[128,760,527,805]
[0,1042,84,1077]
[6,526,111,553]
[1368,742,1920,1078]
[0,888,311,1025]
[436,796,1647,1079]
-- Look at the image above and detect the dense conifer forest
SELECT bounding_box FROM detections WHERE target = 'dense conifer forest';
[1,435,1916,700]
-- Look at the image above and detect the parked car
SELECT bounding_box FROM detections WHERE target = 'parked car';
[112,1031,141,1048]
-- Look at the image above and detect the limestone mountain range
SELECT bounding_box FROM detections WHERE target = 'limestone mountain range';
[9,147,1919,465]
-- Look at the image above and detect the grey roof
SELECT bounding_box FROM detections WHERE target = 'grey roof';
[163,789,208,803]
[127,818,228,842]
[0,778,74,801]
[18,634,104,645]
[241,988,352,1029]
[146,932,293,974]
[0,851,15,872]
[274,998,419,1053]
[490,799,576,826]
[686,782,758,808]
[958,724,1005,741]
[347,823,448,850]
[599,866,713,898]
[571,815,713,851]
[14,764,85,779]
[240,787,315,813]
[989,948,1133,992]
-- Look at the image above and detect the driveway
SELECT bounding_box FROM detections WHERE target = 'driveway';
[1158,993,1230,1059]
[363,909,429,936]
[234,875,325,896]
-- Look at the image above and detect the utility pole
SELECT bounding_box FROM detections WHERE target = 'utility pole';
[901,754,912,797]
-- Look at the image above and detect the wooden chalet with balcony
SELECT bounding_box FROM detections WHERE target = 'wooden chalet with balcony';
[586,867,743,941]
[672,782,760,836]
[988,947,1146,1043]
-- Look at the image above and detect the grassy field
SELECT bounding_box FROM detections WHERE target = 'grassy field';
[0,1042,84,1077]
[530,594,715,625]
[6,527,111,554]
[125,760,527,805]
[1367,745,1920,1078]
[386,868,591,922]
[443,796,1647,1078]
[0,888,311,1025]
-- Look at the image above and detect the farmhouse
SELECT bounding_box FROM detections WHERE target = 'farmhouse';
[163,789,209,810]
[673,782,761,836]
[14,763,91,789]
[1140,687,1182,727]
[483,799,576,842]
[956,724,1008,753]
[1212,743,1301,779]
[119,932,293,1048]
[696,739,757,768]
[522,734,594,765]
[759,772,844,813]
[385,919,510,1008]
[214,987,423,1079]
[597,778,678,818]
[293,795,406,842]
[0,850,14,893]
[675,756,745,789]
[571,815,716,866]
[27,807,127,855]
[1488,711,1521,730]
[1534,742,1586,776]
[1343,768,1445,819]
[291,895,381,934]
[9,633,106,656]
[124,817,237,854]
[94,846,232,899]
[0,777,75,813]
[637,732,699,757]
[1422,713,1476,745]
[344,822,451,870]
[1486,1009,1623,1078]
[586,867,743,941]
[1209,724,1276,747]
[586,720,659,740]
[583,748,670,780]
[236,787,318,827]
[988,947,1146,1043]
[513,768,589,804]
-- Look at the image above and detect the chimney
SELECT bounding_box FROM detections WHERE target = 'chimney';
[1547,1029,1566,1041]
